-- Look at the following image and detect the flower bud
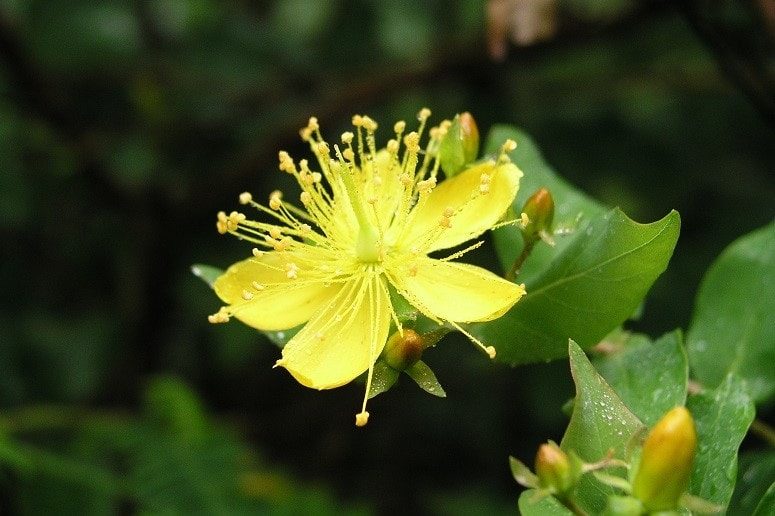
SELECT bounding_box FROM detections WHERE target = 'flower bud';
[535,441,573,495]
[603,495,644,516]
[520,188,555,245]
[383,329,424,371]
[439,112,480,177]
[632,406,697,512]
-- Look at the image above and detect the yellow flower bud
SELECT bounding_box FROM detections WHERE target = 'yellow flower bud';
[632,406,697,512]
[383,329,424,371]
[535,441,573,495]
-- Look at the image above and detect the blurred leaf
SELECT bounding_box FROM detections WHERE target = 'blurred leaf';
[729,451,775,515]
[191,263,224,288]
[593,330,688,427]
[484,126,604,284]
[561,340,644,513]
[473,208,680,364]
[686,374,755,509]
[144,376,208,442]
[518,490,574,515]
[753,482,775,516]
[687,221,775,404]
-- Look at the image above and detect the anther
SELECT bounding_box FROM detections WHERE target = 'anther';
[239,192,252,205]
[269,190,283,210]
[252,248,263,257]
[352,114,363,127]
[241,290,254,301]
[251,281,265,290]
[269,227,282,239]
[342,147,355,162]
[341,132,354,144]
[394,121,406,134]
[355,411,369,427]
[404,132,420,152]
[486,346,497,359]
[443,206,455,218]
[361,116,378,132]
[300,191,312,205]
[417,177,436,192]
[418,107,431,121]
[207,307,230,324]
[387,139,399,154]
[307,116,319,131]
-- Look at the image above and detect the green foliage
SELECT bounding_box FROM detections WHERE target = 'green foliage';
[560,341,644,513]
[594,330,688,427]
[519,489,574,515]
[686,374,755,507]
[687,220,775,404]
[729,451,775,515]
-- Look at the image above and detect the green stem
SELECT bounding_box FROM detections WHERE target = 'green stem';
[506,239,536,282]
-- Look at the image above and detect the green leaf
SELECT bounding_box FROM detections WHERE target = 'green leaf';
[367,360,400,399]
[518,490,574,515]
[753,482,775,516]
[190,263,224,288]
[593,330,688,427]
[729,451,775,515]
[561,340,645,513]
[473,208,680,364]
[405,360,446,397]
[510,456,539,488]
[686,374,755,509]
[485,126,605,282]
[687,221,775,404]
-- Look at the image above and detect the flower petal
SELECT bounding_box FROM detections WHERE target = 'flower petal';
[404,160,522,252]
[213,253,337,331]
[392,257,525,322]
[278,274,391,389]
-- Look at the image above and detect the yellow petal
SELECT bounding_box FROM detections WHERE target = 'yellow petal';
[392,257,525,322]
[404,160,522,252]
[278,274,391,389]
[213,253,337,331]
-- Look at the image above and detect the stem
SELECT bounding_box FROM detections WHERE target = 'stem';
[506,240,536,281]
[750,418,775,448]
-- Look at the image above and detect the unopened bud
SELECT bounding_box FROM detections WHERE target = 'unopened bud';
[439,112,480,177]
[603,495,644,516]
[520,188,555,245]
[535,441,573,495]
[383,329,424,370]
[632,406,697,512]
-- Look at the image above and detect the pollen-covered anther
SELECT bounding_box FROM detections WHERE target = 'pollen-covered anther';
[361,116,378,132]
[417,177,437,193]
[269,226,282,239]
[307,116,319,131]
[251,281,265,291]
[273,237,292,252]
[241,289,254,301]
[285,262,299,279]
[352,114,363,127]
[239,192,252,205]
[342,147,355,162]
[216,211,229,234]
[316,142,330,157]
[207,307,230,324]
[300,191,312,205]
[299,223,311,234]
[479,173,492,194]
[404,132,421,152]
[278,151,296,173]
[386,139,399,154]
[485,346,497,359]
[418,107,431,121]
[341,131,354,144]
[252,248,263,258]
[399,173,412,186]
[519,212,530,228]
[394,120,406,134]
[503,139,517,152]
[227,211,246,230]
[355,411,369,427]
[269,190,283,210]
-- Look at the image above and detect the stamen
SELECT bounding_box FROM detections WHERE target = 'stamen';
[239,192,252,205]
[448,321,497,359]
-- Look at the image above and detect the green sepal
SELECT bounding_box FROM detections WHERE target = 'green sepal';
[405,360,446,397]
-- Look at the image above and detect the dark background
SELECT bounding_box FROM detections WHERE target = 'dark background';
[1,0,773,514]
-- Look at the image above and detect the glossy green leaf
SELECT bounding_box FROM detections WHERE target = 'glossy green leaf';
[405,360,446,398]
[484,126,604,284]
[593,330,688,427]
[473,208,680,364]
[687,221,775,404]
[518,490,574,515]
[367,360,400,399]
[686,374,755,508]
[561,340,645,513]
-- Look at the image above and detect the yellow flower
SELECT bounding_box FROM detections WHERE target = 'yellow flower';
[209,109,526,426]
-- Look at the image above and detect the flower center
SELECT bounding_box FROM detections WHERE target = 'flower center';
[356,223,381,263]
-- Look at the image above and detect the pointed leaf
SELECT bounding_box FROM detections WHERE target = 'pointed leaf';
[510,456,539,488]
[405,360,446,397]
[687,221,775,404]
[561,340,645,513]
[753,482,775,516]
[473,208,680,364]
[687,374,755,509]
[367,360,400,399]
[593,330,688,427]
[518,490,574,515]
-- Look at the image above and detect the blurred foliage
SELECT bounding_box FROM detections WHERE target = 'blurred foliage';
[0,0,773,513]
